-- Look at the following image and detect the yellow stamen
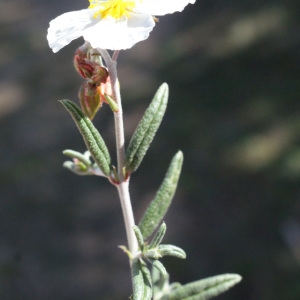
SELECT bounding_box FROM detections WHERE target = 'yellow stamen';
[89,0,136,19]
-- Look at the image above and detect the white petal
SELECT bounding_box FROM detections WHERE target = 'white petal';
[82,13,155,50]
[47,9,98,53]
[138,0,196,16]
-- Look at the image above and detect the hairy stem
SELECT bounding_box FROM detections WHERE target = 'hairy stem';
[99,49,138,256]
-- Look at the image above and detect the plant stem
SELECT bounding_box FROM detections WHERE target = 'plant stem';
[99,49,138,257]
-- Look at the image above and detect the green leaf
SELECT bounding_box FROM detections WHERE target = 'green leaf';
[149,222,167,249]
[158,244,186,260]
[125,83,168,173]
[104,93,119,112]
[166,274,242,300]
[133,225,145,250]
[138,151,184,239]
[152,267,171,300]
[63,149,91,166]
[132,259,152,300]
[60,100,111,176]
[152,260,167,278]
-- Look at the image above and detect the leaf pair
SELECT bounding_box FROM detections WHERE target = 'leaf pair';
[131,223,186,300]
[60,83,169,180]
[134,223,186,273]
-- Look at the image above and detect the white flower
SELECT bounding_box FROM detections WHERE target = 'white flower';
[47,0,196,53]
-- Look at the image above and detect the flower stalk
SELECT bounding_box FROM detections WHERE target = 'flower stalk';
[100,49,138,257]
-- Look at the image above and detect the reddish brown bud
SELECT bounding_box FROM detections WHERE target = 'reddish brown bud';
[79,82,102,120]
[74,54,94,79]
[74,45,108,84]
[91,65,108,84]
[74,44,114,119]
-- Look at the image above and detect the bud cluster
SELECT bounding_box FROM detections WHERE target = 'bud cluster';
[74,43,112,119]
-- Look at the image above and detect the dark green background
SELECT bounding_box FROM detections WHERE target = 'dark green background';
[1,0,300,299]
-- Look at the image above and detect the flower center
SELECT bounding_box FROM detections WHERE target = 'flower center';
[89,0,137,19]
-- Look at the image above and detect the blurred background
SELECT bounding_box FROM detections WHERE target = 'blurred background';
[1,0,300,299]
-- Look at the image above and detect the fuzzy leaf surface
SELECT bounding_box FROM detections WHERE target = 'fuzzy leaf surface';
[139,151,183,239]
[152,260,168,278]
[152,267,170,300]
[125,83,168,173]
[165,274,242,300]
[132,259,152,300]
[149,222,167,249]
[158,244,186,259]
[60,100,111,176]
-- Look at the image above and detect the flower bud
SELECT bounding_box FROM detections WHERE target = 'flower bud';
[73,45,108,85]
[74,53,95,79]
[91,65,108,85]
[79,82,102,120]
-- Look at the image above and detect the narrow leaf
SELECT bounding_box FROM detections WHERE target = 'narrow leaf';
[125,83,168,173]
[139,151,183,239]
[132,259,145,300]
[132,259,152,300]
[152,267,171,299]
[63,149,91,166]
[149,222,167,249]
[167,274,242,300]
[133,225,145,250]
[158,244,186,259]
[152,260,167,278]
[145,249,161,260]
[140,260,153,300]
[60,100,111,176]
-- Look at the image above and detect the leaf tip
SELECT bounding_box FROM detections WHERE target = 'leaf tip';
[175,150,184,162]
